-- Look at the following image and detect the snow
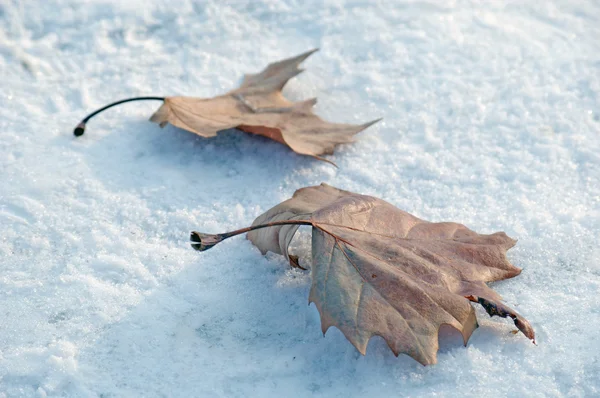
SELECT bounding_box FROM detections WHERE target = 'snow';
[1,0,599,396]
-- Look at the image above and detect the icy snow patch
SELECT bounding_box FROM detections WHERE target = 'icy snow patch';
[1,0,599,396]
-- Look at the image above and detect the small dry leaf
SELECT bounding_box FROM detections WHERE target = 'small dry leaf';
[191,183,535,365]
[73,50,379,163]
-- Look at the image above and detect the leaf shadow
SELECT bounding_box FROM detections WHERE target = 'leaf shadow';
[64,119,317,198]
[68,238,537,396]
[70,245,330,395]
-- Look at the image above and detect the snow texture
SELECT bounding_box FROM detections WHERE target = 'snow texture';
[1,0,599,396]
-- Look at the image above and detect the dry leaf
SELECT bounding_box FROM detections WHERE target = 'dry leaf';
[74,50,380,162]
[190,183,535,365]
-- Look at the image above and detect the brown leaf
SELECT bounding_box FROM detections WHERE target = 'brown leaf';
[190,183,535,365]
[149,49,380,161]
[73,50,379,162]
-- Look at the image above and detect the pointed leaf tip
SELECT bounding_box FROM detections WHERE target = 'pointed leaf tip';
[297,48,319,60]
[469,295,535,343]
[362,118,382,129]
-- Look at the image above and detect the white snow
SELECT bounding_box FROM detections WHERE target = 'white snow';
[1,0,599,396]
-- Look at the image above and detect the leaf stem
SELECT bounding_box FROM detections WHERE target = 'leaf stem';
[190,220,313,251]
[73,96,166,136]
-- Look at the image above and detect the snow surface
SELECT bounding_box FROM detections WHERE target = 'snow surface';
[1,0,599,396]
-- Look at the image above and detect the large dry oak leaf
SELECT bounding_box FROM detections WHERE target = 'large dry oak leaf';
[191,184,535,365]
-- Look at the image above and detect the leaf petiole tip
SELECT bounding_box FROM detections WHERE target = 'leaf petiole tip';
[190,232,224,251]
[74,122,86,136]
